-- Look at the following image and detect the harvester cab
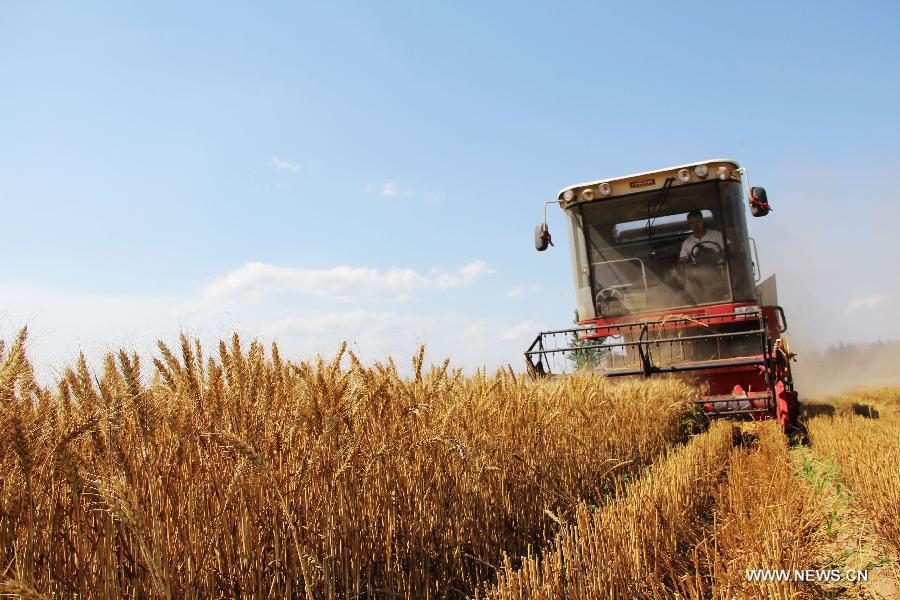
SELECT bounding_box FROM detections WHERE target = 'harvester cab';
[526,160,800,431]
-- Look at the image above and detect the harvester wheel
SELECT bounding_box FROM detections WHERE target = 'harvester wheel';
[774,380,799,433]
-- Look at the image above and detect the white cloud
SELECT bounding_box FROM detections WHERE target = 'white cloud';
[366,182,401,197]
[272,156,302,172]
[0,260,519,382]
[366,183,442,203]
[505,285,541,299]
[185,260,495,309]
[844,295,893,315]
[424,191,445,205]
[261,310,434,356]
[499,321,540,342]
[0,285,182,382]
[431,260,496,290]
[260,310,541,370]
[1,289,535,383]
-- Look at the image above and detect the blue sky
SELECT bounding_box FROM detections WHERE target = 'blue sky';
[2,1,899,378]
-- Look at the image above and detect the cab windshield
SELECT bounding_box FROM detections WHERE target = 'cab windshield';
[578,180,755,317]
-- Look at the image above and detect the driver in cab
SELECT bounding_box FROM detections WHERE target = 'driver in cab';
[676,210,726,303]
[679,210,723,263]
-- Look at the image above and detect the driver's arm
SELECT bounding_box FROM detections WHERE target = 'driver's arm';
[677,238,691,268]
[713,231,725,262]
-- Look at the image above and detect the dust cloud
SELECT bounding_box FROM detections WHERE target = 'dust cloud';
[756,163,900,398]
[792,341,900,399]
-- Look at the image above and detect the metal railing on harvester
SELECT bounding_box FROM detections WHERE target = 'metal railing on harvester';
[525,310,779,417]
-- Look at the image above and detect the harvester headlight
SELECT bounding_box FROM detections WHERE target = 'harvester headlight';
[676,168,691,183]
[562,189,576,202]
[598,182,612,196]
[581,188,594,201]
[717,166,730,180]
[694,164,709,178]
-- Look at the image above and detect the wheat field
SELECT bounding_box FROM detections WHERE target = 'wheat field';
[1,327,897,599]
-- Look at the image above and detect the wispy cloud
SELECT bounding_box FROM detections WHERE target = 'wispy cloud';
[1,284,530,382]
[366,182,405,197]
[844,295,893,315]
[185,260,496,309]
[260,310,542,368]
[424,191,445,205]
[499,321,540,341]
[505,285,540,299]
[272,156,302,172]
[366,182,443,203]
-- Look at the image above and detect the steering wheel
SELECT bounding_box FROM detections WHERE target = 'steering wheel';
[595,286,628,317]
[689,240,723,265]
[596,286,627,304]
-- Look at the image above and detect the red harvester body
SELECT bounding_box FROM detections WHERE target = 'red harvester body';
[527,159,800,431]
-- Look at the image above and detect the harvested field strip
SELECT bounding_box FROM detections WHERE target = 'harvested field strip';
[677,422,834,600]
[481,420,736,599]
[0,329,697,598]
[813,387,900,415]
[483,421,851,600]
[806,407,900,556]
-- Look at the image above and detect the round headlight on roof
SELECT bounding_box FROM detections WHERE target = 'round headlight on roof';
[717,166,730,180]
[694,164,709,178]
[677,168,691,183]
[562,189,576,202]
[581,188,594,201]
[598,182,612,196]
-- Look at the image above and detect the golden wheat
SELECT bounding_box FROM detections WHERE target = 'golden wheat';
[676,422,836,600]
[0,329,696,598]
[481,420,736,599]
[806,408,900,556]
[4,325,898,598]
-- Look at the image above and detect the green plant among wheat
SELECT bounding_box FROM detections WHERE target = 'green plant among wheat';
[567,310,608,371]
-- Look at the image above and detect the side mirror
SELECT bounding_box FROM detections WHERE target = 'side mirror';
[535,223,551,251]
[750,186,771,217]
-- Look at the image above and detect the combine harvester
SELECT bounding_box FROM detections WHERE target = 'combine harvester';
[528,160,800,431]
